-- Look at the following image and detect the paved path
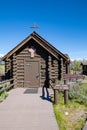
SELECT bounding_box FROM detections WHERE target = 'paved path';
[0,88,58,130]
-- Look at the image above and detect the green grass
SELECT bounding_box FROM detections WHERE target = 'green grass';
[53,96,86,130]
[0,92,8,102]
[80,83,87,93]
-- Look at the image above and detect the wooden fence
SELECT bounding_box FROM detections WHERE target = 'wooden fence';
[65,74,85,82]
[0,79,13,94]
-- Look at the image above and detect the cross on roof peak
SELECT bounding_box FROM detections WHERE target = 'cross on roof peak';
[30,23,39,31]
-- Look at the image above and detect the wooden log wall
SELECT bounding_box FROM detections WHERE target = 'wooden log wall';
[48,55,59,87]
[60,58,69,81]
[63,62,66,79]
[40,58,46,87]
[5,43,67,88]
[60,58,63,80]
[53,60,58,79]
[48,55,52,79]
[16,58,24,88]
[16,47,29,87]
[13,53,17,88]
[48,55,52,87]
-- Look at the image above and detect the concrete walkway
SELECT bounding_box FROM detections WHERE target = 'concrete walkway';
[0,88,58,130]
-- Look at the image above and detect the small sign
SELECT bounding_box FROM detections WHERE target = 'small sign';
[54,85,68,90]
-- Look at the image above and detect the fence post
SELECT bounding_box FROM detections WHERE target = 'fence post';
[64,79,67,85]
[64,80,69,104]
[64,90,68,104]
[54,89,58,105]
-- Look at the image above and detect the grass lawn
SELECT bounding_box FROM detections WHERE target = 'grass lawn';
[53,79,87,130]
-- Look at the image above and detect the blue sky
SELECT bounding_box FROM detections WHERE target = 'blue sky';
[0,0,87,60]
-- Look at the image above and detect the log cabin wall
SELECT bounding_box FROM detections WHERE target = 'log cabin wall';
[60,58,63,80]
[5,49,69,88]
[8,39,57,88]
[16,47,28,88]
[48,56,59,84]
[61,59,69,80]
[12,54,17,88]
[63,61,67,79]
[57,58,68,80]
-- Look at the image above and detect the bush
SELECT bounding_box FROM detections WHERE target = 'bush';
[69,82,87,105]
[79,94,87,105]
[69,83,80,99]
[80,85,87,96]
[0,92,8,102]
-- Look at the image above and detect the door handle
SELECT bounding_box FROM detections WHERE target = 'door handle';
[36,74,40,79]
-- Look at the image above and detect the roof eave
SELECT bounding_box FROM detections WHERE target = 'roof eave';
[3,31,70,62]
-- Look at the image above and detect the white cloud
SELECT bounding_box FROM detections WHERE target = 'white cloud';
[0,54,4,57]
[71,58,83,61]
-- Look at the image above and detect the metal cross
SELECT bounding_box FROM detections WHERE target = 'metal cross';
[30,24,39,31]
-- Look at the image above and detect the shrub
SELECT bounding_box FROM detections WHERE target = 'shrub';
[69,83,80,99]
[79,94,87,105]
[69,82,87,105]
[0,92,8,102]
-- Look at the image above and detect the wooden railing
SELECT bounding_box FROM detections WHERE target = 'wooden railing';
[0,79,13,94]
[64,74,85,82]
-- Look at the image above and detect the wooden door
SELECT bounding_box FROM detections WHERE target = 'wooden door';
[24,60,40,88]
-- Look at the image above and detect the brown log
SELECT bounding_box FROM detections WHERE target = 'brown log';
[54,89,58,105]
[64,90,68,104]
